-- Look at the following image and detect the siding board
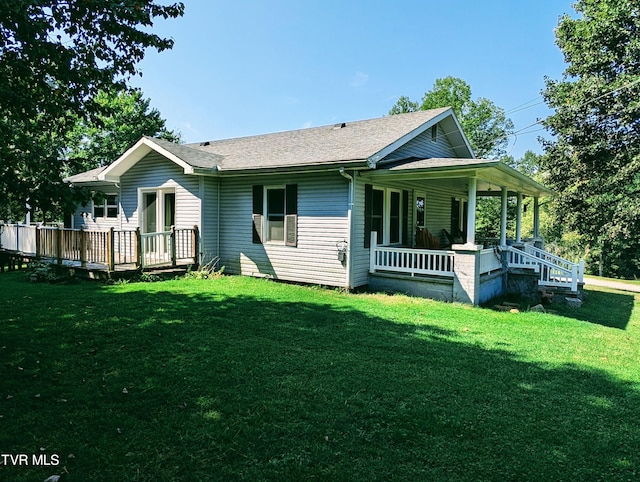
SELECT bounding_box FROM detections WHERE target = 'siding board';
[218,171,350,287]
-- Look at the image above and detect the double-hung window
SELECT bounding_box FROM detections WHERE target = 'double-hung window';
[94,194,118,219]
[252,184,297,246]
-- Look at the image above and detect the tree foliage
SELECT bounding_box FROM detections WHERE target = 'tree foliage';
[0,0,184,221]
[389,76,514,159]
[66,89,181,173]
[541,0,640,278]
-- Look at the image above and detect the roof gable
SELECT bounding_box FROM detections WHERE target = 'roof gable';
[98,137,221,182]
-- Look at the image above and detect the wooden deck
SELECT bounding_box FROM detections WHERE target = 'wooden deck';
[0,223,199,279]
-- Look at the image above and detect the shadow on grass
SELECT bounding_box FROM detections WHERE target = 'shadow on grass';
[554,288,636,330]
[0,276,638,481]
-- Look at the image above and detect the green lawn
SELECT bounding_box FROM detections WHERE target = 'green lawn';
[0,271,639,481]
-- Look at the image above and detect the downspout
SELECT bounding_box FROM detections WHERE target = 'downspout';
[217,177,221,260]
[339,167,354,289]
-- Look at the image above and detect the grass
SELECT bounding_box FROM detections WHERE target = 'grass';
[0,272,639,481]
[585,274,640,286]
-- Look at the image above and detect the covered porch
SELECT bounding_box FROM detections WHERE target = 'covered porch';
[363,158,583,304]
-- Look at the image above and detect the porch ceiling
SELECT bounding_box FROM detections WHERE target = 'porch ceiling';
[364,158,554,198]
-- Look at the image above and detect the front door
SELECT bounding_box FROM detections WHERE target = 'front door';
[141,190,175,266]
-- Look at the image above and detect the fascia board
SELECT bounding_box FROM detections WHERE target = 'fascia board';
[98,138,194,182]
[367,108,455,167]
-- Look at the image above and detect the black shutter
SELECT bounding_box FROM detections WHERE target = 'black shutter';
[285,184,297,247]
[451,198,460,238]
[252,185,263,244]
[402,190,409,246]
[364,183,373,248]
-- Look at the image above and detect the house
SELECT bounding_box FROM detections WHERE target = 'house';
[59,107,581,303]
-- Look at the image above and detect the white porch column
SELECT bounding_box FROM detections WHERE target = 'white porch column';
[515,192,523,243]
[533,197,540,239]
[466,177,477,246]
[500,187,508,246]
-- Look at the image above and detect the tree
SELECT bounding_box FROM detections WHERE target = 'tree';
[540,0,640,278]
[66,89,182,174]
[0,1,184,221]
[389,76,514,159]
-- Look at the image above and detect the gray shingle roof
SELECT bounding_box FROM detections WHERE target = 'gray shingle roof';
[183,108,450,171]
[144,136,224,169]
[64,165,108,183]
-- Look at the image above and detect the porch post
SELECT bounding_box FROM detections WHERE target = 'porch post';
[465,177,477,246]
[515,193,523,243]
[533,197,540,238]
[500,187,508,246]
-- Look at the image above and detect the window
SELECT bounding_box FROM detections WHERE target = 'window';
[431,124,438,142]
[364,185,408,247]
[94,194,118,218]
[252,184,297,246]
[267,187,285,241]
[389,191,401,244]
[416,195,426,229]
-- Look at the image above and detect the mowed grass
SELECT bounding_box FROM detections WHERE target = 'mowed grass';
[0,272,639,481]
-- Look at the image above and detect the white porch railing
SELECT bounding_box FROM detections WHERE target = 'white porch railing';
[479,248,502,275]
[523,244,585,281]
[369,232,455,277]
[506,245,583,291]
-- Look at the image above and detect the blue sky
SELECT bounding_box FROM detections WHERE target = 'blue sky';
[131,0,573,159]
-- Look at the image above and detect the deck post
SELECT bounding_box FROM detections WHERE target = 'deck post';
[56,225,62,265]
[369,231,377,273]
[135,227,141,268]
[35,225,41,258]
[192,225,200,268]
[108,227,115,271]
[80,226,87,268]
[170,225,177,267]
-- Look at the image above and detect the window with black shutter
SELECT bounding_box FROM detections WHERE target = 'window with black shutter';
[253,184,297,246]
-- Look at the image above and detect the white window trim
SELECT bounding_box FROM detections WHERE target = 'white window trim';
[93,193,119,219]
[263,185,286,244]
[372,185,404,246]
[138,187,176,234]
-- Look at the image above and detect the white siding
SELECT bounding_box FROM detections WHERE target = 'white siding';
[118,152,201,232]
[381,124,456,161]
[219,171,350,287]
[200,177,219,262]
[350,177,369,288]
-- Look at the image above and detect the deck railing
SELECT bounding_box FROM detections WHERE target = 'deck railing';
[369,232,455,277]
[0,223,199,271]
[506,245,583,291]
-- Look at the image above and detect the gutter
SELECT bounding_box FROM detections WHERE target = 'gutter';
[339,167,354,290]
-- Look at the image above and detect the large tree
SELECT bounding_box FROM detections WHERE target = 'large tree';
[389,76,514,159]
[0,0,184,221]
[541,0,640,278]
[66,89,182,174]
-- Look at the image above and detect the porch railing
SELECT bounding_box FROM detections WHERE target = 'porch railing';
[369,232,455,277]
[0,223,199,271]
[479,248,502,275]
[506,245,583,291]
